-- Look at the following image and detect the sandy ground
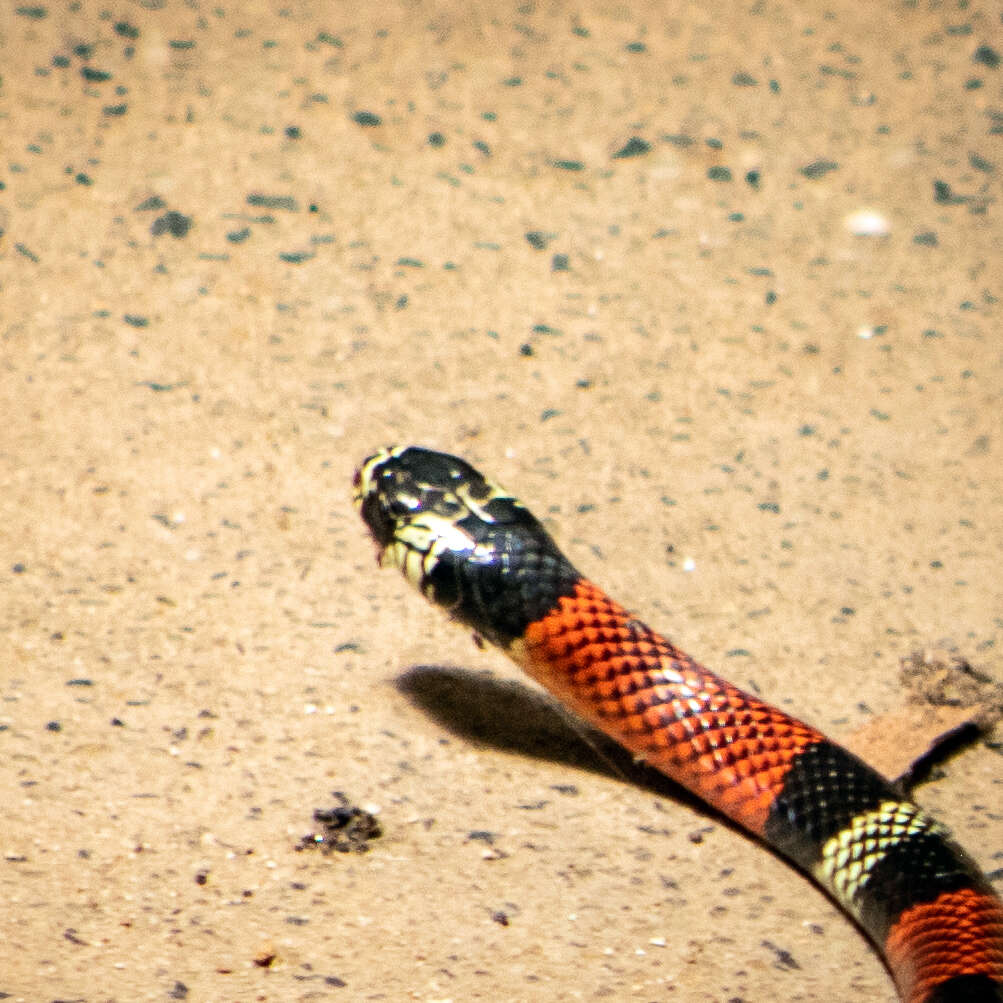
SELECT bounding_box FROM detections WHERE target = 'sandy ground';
[2,2,1001,1000]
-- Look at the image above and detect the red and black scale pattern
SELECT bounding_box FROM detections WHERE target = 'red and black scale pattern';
[356,447,1003,1003]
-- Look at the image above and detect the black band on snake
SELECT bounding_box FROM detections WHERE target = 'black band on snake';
[354,445,1003,1003]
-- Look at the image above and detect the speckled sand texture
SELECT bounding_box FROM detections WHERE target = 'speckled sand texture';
[2,2,1001,1001]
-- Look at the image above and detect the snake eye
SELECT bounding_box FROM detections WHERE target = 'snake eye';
[387,494,420,520]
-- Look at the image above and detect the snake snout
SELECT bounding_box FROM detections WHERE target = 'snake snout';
[354,448,402,552]
[357,491,396,551]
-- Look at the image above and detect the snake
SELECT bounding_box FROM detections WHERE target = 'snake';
[353,445,1003,1002]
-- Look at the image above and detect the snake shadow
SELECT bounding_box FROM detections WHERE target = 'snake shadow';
[394,664,709,814]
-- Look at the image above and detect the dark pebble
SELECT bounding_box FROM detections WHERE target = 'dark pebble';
[151,211,192,238]
[973,45,999,68]
[800,160,839,179]
[612,136,651,159]
[246,193,298,211]
[933,179,964,204]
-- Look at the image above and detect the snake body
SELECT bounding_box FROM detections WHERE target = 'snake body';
[354,445,1003,1002]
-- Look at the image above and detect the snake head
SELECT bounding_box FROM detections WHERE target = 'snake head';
[353,446,494,594]
[353,446,576,645]
[354,446,479,543]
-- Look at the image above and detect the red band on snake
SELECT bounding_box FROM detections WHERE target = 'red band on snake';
[354,445,1003,1003]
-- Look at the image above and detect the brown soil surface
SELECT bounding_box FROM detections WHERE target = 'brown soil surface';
[2,3,1001,1000]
